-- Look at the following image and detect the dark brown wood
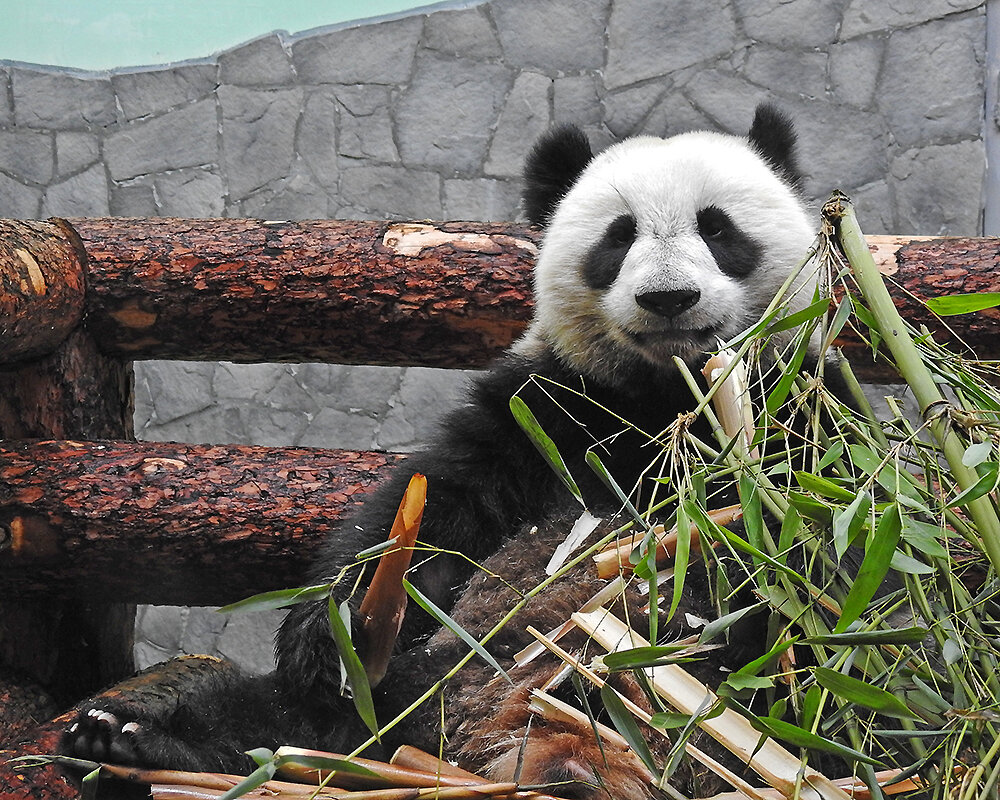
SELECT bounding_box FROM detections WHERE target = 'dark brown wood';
[0,328,135,738]
[0,219,85,364]
[0,439,403,605]
[71,217,540,367]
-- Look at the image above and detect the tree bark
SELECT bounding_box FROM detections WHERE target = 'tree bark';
[72,217,539,367]
[0,440,402,605]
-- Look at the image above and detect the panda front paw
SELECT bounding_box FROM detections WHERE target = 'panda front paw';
[61,707,148,766]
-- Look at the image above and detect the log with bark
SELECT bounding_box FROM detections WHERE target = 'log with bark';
[0,439,402,605]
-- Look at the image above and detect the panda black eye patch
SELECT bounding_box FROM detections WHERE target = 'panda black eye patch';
[582,214,637,289]
[696,206,763,277]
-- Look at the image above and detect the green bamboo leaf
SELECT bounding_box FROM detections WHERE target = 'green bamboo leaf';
[822,295,855,353]
[735,635,798,677]
[327,598,379,738]
[801,684,821,732]
[274,752,378,777]
[795,471,857,502]
[698,603,763,645]
[219,584,330,614]
[727,700,881,765]
[817,440,845,471]
[601,645,697,671]
[762,298,831,335]
[668,500,692,622]
[600,684,659,776]
[888,550,934,575]
[719,673,773,695]
[776,506,801,566]
[925,292,1000,316]
[963,440,993,468]
[649,711,692,730]
[835,503,902,633]
[739,475,765,562]
[764,332,811,417]
[804,626,928,646]
[813,667,921,720]
[218,761,277,800]
[787,491,834,525]
[403,578,512,684]
[899,516,949,559]
[81,766,100,800]
[832,490,871,561]
[509,395,582,504]
[586,450,647,529]
[948,461,1000,508]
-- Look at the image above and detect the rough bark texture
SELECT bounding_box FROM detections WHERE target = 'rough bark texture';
[0,440,403,605]
[0,219,86,364]
[0,330,135,747]
[72,217,539,366]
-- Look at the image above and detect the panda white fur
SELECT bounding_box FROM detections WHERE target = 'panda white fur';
[62,103,823,790]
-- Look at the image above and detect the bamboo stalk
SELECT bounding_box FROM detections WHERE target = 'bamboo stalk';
[389,747,480,781]
[828,194,1000,576]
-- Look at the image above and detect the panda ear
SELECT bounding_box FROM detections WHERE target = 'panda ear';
[747,103,803,189]
[522,125,594,226]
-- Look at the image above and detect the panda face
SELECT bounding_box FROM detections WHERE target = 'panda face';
[517,110,816,384]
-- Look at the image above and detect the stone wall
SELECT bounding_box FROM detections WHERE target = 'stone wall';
[0,0,988,671]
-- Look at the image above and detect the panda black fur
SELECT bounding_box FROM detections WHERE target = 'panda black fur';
[61,103,825,790]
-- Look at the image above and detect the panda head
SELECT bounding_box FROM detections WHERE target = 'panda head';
[517,103,817,384]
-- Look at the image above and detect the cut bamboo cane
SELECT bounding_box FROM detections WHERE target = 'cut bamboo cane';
[572,608,852,800]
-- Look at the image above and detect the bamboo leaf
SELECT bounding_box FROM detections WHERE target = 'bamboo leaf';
[80,766,100,800]
[274,752,378,776]
[925,292,1000,316]
[813,667,921,720]
[948,461,1000,508]
[698,602,763,645]
[832,489,871,561]
[735,635,798,676]
[219,583,330,614]
[600,684,659,776]
[509,395,583,504]
[602,645,699,671]
[218,761,277,800]
[835,503,902,633]
[403,578,512,684]
[763,298,831,335]
[586,450,647,529]
[963,440,993,467]
[668,500,691,622]
[803,627,929,646]
[327,597,379,738]
[795,471,857,502]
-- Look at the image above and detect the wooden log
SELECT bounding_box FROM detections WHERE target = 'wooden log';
[72,218,540,367]
[0,439,402,605]
[0,219,85,363]
[0,329,135,735]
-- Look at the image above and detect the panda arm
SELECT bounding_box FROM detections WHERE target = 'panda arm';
[275,354,569,705]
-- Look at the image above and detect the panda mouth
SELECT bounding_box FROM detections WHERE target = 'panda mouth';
[626,325,719,348]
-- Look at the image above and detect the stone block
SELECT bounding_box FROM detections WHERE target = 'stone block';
[554,75,603,127]
[180,607,228,655]
[42,164,109,216]
[56,131,100,178]
[681,69,768,134]
[238,165,331,220]
[105,99,219,181]
[219,33,295,86]
[829,37,884,109]
[219,85,303,201]
[890,140,985,236]
[844,180,894,235]
[396,52,513,173]
[422,6,501,58]
[485,71,552,177]
[111,62,217,121]
[842,0,983,38]
[294,363,403,413]
[297,89,340,188]
[0,130,54,184]
[298,406,379,450]
[11,67,116,129]
[493,0,608,72]
[154,168,225,217]
[734,0,847,47]
[0,69,11,126]
[291,16,422,85]
[0,172,41,218]
[137,361,215,426]
[216,611,283,675]
[136,605,186,651]
[444,177,522,222]
[603,83,669,139]
[376,366,471,451]
[605,0,740,90]
[110,181,157,216]
[335,85,399,163]
[743,48,829,101]
[642,90,716,138]
[878,15,985,148]
[338,164,442,219]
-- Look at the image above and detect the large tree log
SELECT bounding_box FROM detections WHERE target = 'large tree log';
[73,218,539,367]
[0,440,402,605]
[3,219,1000,376]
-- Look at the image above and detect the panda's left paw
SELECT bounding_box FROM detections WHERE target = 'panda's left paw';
[62,706,147,766]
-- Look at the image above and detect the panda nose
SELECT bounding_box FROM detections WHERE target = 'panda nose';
[635,289,701,318]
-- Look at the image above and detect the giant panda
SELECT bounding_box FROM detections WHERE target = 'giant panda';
[61,103,824,795]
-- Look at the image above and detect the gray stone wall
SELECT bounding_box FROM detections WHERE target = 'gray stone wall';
[0,0,988,672]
